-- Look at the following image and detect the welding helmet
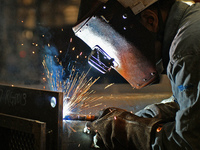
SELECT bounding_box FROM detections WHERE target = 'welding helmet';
[72,0,160,89]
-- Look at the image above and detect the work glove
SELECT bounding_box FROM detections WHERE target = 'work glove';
[84,107,161,150]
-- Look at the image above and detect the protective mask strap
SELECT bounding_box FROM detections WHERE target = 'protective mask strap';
[156,59,164,75]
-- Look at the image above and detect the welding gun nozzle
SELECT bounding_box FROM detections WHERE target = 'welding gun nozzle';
[63,114,97,121]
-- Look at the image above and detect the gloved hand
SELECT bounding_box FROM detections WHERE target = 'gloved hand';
[84,107,161,150]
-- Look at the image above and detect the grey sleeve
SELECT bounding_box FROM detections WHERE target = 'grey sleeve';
[135,96,179,122]
[152,54,200,150]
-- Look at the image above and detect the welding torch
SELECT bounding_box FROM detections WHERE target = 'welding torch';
[63,114,98,121]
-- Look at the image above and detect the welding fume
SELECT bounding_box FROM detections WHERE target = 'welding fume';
[72,0,200,149]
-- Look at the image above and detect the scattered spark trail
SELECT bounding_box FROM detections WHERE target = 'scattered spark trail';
[104,83,114,89]
[42,37,106,132]
[62,67,101,117]
[42,51,102,119]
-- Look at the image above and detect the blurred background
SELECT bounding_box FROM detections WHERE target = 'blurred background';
[0,0,195,90]
[0,0,80,88]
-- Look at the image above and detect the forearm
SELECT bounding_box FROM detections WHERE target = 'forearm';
[135,96,179,122]
[152,54,200,149]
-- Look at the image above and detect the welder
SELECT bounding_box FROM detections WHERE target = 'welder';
[73,0,200,149]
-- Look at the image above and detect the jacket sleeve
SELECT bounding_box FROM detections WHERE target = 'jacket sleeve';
[152,54,200,150]
[135,96,179,122]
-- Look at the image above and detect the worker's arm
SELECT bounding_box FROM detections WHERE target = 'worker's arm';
[151,53,200,149]
[135,96,179,122]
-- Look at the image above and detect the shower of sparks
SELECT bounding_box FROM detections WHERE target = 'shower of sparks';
[62,67,101,117]
[41,36,108,133]
[42,55,103,120]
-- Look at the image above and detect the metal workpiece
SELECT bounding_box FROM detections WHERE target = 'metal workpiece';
[0,113,46,150]
[0,84,63,150]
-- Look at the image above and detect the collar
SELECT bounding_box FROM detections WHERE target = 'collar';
[161,1,189,72]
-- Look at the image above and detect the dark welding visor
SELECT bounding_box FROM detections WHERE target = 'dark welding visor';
[72,0,159,89]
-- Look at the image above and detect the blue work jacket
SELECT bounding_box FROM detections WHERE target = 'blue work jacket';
[153,1,200,149]
[136,1,200,149]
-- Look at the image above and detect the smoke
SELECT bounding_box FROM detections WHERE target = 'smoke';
[43,44,65,91]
